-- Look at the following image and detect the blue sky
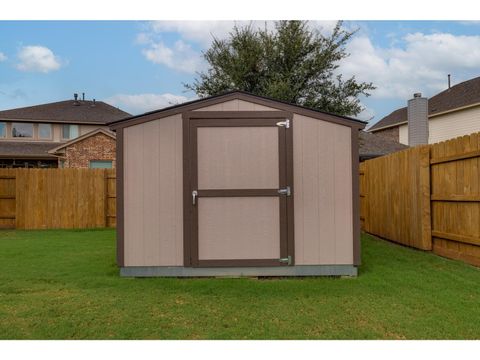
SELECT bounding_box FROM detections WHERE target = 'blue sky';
[1,20,480,126]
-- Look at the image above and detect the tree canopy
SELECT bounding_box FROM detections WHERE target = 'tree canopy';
[185,21,375,117]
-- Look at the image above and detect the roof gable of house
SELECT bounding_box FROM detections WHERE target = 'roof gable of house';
[48,128,116,155]
[108,91,366,130]
[0,100,131,124]
[369,76,480,132]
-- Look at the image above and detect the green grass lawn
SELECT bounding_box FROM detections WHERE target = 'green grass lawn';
[0,229,480,339]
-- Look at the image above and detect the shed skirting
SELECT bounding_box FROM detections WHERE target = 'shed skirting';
[120,265,358,277]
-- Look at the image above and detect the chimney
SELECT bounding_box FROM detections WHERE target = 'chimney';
[82,92,85,101]
[448,74,451,89]
[407,93,429,146]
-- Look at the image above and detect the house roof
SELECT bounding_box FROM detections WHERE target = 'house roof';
[369,76,480,132]
[48,128,116,154]
[358,130,408,159]
[108,90,367,130]
[0,141,58,159]
[0,99,131,125]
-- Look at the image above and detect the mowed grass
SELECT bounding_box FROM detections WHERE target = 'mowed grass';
[0,229,480,339]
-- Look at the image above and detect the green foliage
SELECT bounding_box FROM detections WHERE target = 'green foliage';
[1,229,480,339]
[186,21,375,116]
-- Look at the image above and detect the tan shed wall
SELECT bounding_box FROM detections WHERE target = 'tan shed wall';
[194,99,278,111]
[123,114,183,266]
[293,114,354,265]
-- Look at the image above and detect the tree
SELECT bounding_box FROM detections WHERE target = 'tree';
[185,21,375,117]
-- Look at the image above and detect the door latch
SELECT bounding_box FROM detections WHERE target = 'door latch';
[192,190,198,205]
[276,119,290,128]
[278,186,291,196]
[279,256,292,265]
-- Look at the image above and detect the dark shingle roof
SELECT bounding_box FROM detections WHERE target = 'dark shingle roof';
[359,130,408,159]
[368,107,407,132]
[369,76,480,132]
[0,142,58,159]
[0,100,131,124]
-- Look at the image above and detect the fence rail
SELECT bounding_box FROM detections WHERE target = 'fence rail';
[0,168,116,230]
[361,132,480,267]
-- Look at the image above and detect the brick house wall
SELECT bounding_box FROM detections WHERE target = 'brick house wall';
[62,132,116,168]
[371,126,400,143]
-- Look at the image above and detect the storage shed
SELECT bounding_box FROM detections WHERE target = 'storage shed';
[109,91,366,277]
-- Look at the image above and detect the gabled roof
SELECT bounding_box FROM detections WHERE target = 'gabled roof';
[369,76,480,132]
[0,100,131,125]
[48,128,116,155]
[0,141,58,159]
[108,90,366,130]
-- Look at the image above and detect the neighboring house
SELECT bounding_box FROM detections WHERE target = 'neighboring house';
[48,128,116,169]
[369,76,480,145]
[358,130,408,161]
[0,94,130,168]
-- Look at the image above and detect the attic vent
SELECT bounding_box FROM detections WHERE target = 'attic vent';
[73,93,80,106]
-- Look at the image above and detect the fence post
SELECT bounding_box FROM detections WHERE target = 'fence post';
[419,145,432,250]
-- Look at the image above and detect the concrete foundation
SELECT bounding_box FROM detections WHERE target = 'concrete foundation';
[120,265,358,277]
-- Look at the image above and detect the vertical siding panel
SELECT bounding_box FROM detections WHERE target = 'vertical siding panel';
[174,114,184,265]
[237,99,255,111]
[300,117,321,264]
[194,99,277,111]
[142,121,161,265]
[317,122,335,264]
[293,116,305,264]
[124,125,145,266]
[158,116,178,265]
[333,126,354,264]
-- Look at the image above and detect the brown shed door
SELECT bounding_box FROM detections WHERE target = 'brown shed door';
[187,115,294,267]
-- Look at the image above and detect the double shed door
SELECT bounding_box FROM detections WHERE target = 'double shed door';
[185,111,294,267]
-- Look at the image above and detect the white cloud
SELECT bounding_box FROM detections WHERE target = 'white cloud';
[142,40,204,73]
[16,45,62,73]
[0,52,6,62]
[340,32,480,100]
[105,93,191,114]
[356,103,375,122]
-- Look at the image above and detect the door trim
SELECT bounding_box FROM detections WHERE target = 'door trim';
[182,111,294,267]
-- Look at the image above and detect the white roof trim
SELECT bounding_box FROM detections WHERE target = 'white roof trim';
[368,121,408,132]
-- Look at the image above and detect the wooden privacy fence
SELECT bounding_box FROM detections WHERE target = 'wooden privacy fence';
[361,132,480,267]
[0,168,116,230]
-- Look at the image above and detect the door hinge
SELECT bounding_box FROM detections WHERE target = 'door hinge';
[276,119,290,128]
[278,186,291,196]
[279,255,292,265]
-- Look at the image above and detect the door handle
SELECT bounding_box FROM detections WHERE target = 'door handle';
[192,190,198,205]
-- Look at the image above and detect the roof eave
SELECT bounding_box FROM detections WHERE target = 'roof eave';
[108,91,366,130]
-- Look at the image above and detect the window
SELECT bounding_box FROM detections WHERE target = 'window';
[12,123,33,138]
[89,160,113,169]
[62,124,79,139]
[38,123,52,139]
[0,122,5,138]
